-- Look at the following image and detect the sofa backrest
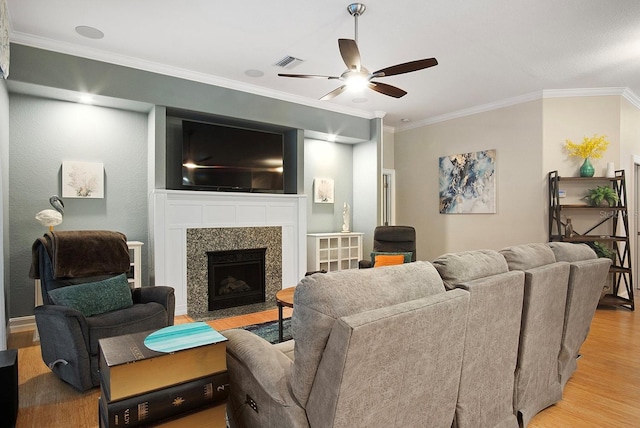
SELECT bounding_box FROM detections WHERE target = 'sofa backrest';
[500,242,556,270]
[432,250,524,428]
[291,261,446,407]
[432,249,510,289]
[499,243,569,427]
[547,241,596,262]
[306,289,470,428]
[547,242,611,388]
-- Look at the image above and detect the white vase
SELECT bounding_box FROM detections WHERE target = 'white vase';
[606,162,615,178]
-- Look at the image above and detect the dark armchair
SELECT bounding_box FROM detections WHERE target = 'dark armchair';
[359,225,417,268]
[30,230,175,391]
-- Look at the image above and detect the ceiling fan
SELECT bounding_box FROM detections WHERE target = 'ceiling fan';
[278,3,438,101]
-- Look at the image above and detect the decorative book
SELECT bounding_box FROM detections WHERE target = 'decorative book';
[99,371,229,427]
[99,322,227,402]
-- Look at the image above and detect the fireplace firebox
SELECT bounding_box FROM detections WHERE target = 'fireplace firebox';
[207,248,267,310]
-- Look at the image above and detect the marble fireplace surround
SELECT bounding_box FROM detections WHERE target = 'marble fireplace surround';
[151,190,307,317]
[186,227,282,320]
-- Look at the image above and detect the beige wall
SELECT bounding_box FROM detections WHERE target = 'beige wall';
[394,93,640,276]
[542,96,621,179]
[394,99,544,261]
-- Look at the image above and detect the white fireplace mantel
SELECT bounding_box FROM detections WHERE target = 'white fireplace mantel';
[150,190,307,315]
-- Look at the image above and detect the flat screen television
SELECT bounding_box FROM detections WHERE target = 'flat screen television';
[181,120,284,192]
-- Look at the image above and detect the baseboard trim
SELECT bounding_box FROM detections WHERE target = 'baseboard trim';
[8,316,36,334]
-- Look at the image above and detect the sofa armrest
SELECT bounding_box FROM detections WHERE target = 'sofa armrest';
[34,304,94,390]
[224,328,295,402]
[35,304,90,346]
[225,329,307,428]
[132,286,175,325]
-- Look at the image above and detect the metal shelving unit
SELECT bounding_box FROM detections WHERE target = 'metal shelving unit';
[548,170,634,310]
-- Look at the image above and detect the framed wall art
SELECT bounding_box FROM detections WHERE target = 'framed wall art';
[313,177,334,203]
[439,149,496,214]
[62,161,105,198]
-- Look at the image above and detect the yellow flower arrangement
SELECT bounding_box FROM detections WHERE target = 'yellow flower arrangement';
[564,134,609,159]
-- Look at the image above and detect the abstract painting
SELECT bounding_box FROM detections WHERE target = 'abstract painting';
[62,161,104,198]
[439,149,496,214]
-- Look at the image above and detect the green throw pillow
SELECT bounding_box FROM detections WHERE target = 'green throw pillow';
[370,251,413,265]
[48,274,133,317]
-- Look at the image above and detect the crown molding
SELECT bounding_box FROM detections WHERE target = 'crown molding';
[395,91,543,132]
[541,87,627,98]
[393,87,640,133]
[622,88,640,110]
[9,32,377,121]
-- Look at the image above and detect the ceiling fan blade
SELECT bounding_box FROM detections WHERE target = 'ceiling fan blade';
[278,73,340,79]
[320,85,348,101]
[368,81,407,98]
[373,58,438,77]
[338,39,361,72]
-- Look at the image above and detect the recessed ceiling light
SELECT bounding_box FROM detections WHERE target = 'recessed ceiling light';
[401,118,410,122]
[75,25,104,40]
[79,94,94,104]
[244,69,264,78]
[352,97,368,103]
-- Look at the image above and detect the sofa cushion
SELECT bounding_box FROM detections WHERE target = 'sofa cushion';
[432,249,509,289]
[370,251,413,264]
[500,243,556,271]
[547,242,597,262]
[47,273,133,317]
[373,254,406,267]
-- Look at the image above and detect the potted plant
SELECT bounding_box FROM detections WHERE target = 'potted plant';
[564,134,610,177]
[588,241,616,260]
[583,185,619,207]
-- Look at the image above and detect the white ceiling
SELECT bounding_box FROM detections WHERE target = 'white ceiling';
[6,0,640,129]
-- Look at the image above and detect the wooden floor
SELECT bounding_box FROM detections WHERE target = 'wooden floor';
[8,305,637,427]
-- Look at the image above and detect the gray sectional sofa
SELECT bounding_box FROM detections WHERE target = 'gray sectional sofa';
[223,242,610,428]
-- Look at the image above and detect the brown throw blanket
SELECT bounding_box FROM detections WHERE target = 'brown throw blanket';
[30,230,131,279]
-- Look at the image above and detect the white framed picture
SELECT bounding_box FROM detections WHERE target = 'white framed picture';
[62,161,105,198]
[314,177,334,203]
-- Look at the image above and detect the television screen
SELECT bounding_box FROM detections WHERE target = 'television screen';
[181,120,284,192]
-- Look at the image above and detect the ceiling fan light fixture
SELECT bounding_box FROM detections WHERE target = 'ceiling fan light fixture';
[277,3,437,101]
[345,73,369,91]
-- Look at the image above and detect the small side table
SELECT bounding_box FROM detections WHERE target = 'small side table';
[275,287,295,343]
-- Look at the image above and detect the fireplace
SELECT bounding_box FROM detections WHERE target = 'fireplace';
[207,248,267,310]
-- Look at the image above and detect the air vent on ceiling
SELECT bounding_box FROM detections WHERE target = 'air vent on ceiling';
[274,55,304,69]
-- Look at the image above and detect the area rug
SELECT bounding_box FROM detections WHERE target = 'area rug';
[241,318,291,344]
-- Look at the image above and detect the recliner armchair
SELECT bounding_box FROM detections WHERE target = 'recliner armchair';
[30,230,175,391]
[359,225,417,268]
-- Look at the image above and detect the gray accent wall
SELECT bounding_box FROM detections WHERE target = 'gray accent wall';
[304,139,354,233]
[9,94,149,317]
[8,44,372,142]
[4,44,382,319]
